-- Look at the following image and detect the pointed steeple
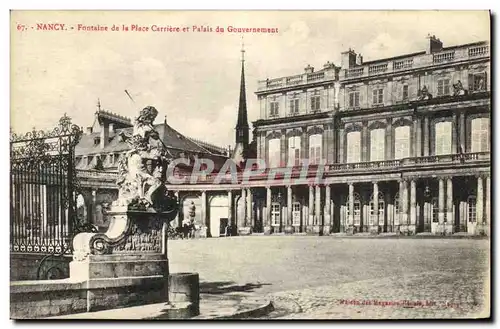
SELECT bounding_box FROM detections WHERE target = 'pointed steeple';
[235,37,249,146]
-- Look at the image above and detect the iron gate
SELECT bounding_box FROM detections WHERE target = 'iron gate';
[10,114,83,255]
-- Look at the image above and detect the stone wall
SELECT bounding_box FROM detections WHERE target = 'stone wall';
[10,253,71,281]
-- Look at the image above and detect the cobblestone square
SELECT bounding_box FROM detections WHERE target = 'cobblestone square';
[169,236,490,319]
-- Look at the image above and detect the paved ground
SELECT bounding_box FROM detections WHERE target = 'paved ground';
[168,236,490,319]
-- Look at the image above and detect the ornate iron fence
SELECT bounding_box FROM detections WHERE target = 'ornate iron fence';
[10,114,84,256]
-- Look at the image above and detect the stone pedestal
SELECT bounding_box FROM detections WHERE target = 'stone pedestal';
[69,206,198,316]
[263,226,272,235]
[443,224,454,235]
[312,225,322,235]
[284,225,294,234]
[198,226,208,238]
[322,225,331,236]
[369,226,379,235]
[407,224,416,236]
[238,227,253,236]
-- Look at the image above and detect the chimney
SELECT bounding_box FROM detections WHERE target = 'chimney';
[426,34,443,54]
[304,64,314,73]
[86,127,93,134]
[356,53,363,65]
[341,49,357,69]
[100,123,109,149]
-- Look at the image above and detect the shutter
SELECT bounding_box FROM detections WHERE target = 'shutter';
[483,72,488,91]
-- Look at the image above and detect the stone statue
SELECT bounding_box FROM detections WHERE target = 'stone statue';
[417,85,432,101]
[114,106,172,211]
[453,80,467,96]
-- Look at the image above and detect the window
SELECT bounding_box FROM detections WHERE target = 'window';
[432,198,439,223]
[289,98,300,115]
[437,79,450,96]
[309,134,322,165]
[353,193,361,226]
[268,138,281,168]
[471,118,490,152]
[394,126,411,159]
[288,136,301,166]
[348,91,360,108]
[372,88,384,105]
[292,202,301,226]
[467,196,476,223]
[94,137,100,146]
[402,85,409,101]
[269,101,279,118]
[370,129,385,161]
[346,131,361,163]
[435,121,452,155]
[271,203,281,226]
[471,72,487,92]
[310,91,321,112]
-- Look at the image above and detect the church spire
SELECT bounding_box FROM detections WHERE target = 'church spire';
[235,36,249,146]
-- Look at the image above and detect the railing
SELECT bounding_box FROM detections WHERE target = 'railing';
[77,169,118,179]
[347,67,364,78]
[307,72,325,81]
[433,51,455,63]
[393,58,413,70]
[285,74,303,85]
[469,45,489,57]
[158,152,489,185]
[266,78,283,88]
[368,63,388,75]
[341,43,489,80]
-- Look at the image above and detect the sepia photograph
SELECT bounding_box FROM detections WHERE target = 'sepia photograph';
[9,10,491,320]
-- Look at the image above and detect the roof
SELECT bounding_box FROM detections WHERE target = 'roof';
[75,122,222,156]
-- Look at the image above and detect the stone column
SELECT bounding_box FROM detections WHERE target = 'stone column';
[401,179,409,234]
[371,182,379,234]
[452,113,458,154]
[200,191,207,238]
[285,185,293,234]
[227,190,233,236]
[423,116,430,156]
[476,176,484,235]
[459,111,466,152]
[314,185,321,234]
[246,189,253,230]
[438,178,445,233]
[307,185,314,233]
[445,177,454,234]
[238,189,252,236]
[415,117,422,157]
[265,187,272,235]
[485,175,490,235]
[348,183,354,235]
[323,184,331,235]
[338,127,345,163]
[409,179,417,235]
[396,180,403,233]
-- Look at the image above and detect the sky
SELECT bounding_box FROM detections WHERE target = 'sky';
[10,10,490,148]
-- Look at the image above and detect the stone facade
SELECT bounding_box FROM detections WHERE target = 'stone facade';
[72,37,491,238]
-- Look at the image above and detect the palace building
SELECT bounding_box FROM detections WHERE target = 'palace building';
[77,35,490,238]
